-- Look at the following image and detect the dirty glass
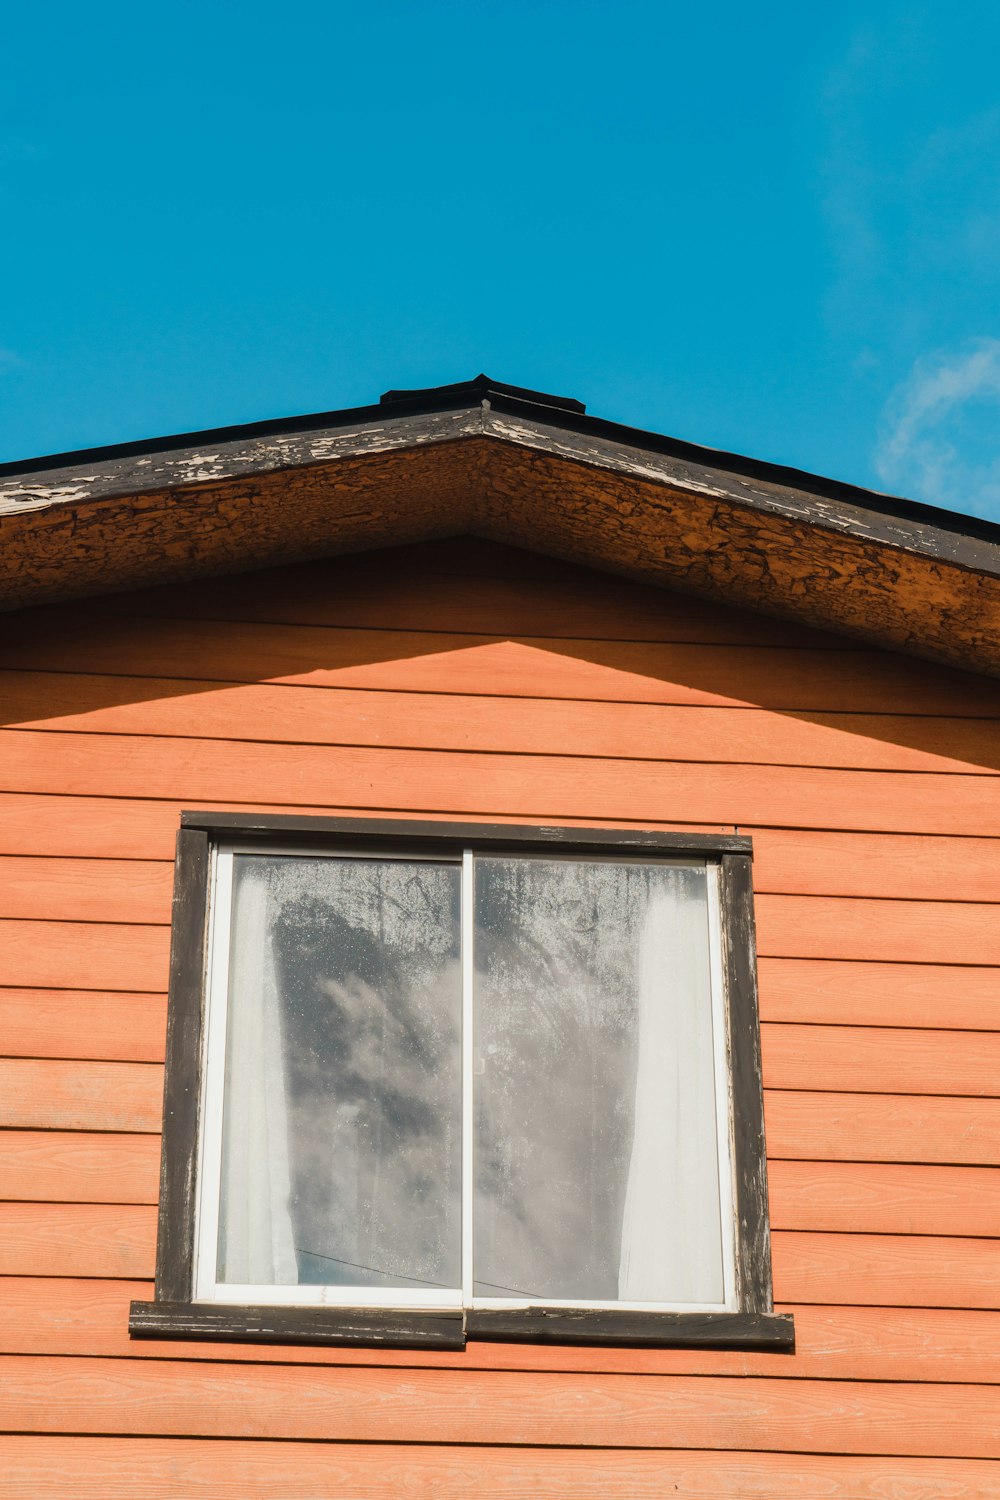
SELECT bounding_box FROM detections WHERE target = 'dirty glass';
[473,857,726,1305]
[216,854,462,1292]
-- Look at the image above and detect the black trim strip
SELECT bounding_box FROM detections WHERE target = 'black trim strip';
[721,853,772,1315]
[154,826,209,1303]
[128,1301,794,1352]
[129,1301,466,1350]
[178,810,753,858]
[467,1307,794,1350]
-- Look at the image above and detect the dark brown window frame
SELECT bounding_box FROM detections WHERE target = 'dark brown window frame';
[129,812,793,1353]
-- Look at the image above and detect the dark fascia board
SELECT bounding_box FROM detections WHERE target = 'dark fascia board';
[2,372,999,563]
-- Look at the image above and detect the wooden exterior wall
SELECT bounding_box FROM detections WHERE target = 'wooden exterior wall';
[0,535,998,1497]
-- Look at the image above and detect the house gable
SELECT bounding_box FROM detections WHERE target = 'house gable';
[2,376,999,677]
[1,401,999,1493]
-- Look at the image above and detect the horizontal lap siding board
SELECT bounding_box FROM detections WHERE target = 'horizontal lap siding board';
[751,831,1000,900]
[761,1024,1000,1096]
[756,959,1000,1030]
[0,1060,164,1132]
[0,733,997,834]
[764,1091,1000,1164]
[766,1162,1000,1236]
[0,989,167,1062]
[0,859,174,924]
[0,921,169,992]
[1,540,998,1487]
[3,1441,998,1500]
[0,1204,157,1278]
[0,1133,161,1204]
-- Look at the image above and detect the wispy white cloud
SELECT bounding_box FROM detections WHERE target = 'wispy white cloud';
[876,339,1000,518]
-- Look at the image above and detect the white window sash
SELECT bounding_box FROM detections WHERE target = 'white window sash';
[193,843,737,1312]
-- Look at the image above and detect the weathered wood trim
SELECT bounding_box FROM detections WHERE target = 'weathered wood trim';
[128,1302,792,1352]
[128,1301,466,1350]
[5,377,997,570]
[3,377,1000,677]
[178,810,753,857]
[153,828,209,1302]
[466,1308,794,1350]
[720,852,773,1316]
[0,407,486,515]
[476,408,1000,571]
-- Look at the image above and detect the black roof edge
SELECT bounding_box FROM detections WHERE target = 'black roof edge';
[2,374,999,548]
[0,396,392,479]
[379,373,587,417]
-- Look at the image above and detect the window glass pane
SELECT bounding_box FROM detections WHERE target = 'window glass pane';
[474,857,726,1305]
[217,854,462,1292]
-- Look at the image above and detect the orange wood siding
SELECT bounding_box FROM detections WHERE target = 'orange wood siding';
[1,538,998,1497]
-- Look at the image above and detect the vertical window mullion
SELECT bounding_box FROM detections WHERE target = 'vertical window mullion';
[461,848,475,1306]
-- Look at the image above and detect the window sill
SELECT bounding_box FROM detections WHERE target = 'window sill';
[129,1301,466,1349]
[129,1300,794,1352]
[467,1307,794,1349]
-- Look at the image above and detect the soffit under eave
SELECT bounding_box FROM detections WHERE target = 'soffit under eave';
[1,413,999,678]
[474,437,1000,678]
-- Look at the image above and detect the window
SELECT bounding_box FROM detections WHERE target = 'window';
[131,815,792,1352]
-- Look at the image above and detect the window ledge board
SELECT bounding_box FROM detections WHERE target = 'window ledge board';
[467,1308,794,1349]
[128,1301,466,1350]
[130,1301,794,1352]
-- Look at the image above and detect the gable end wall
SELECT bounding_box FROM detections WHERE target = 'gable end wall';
[0,538,997,1496]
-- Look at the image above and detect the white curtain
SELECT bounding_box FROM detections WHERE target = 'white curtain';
[218,872,298,1285]
[618,886,726,1304]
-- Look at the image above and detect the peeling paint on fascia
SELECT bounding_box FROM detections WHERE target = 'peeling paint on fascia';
[0,409,484,517]
[0,484,101,513]
[484,416,733,498]
[486,414,1000,568]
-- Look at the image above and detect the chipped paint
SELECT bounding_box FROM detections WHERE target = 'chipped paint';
[0,401,998,677]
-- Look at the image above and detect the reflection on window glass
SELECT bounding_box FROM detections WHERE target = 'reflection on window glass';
[210,848,729,1309]
[474,858,726,1305]
[217,855,462,1291]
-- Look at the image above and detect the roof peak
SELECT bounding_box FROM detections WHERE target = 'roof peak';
[379,374,586,417]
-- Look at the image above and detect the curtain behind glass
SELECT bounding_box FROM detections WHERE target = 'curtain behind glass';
[216,871,297,1284]
[474,857,726,1305]
[217,855,462,1292]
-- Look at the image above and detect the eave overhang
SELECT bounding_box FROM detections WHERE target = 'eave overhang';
[3,374,999,677]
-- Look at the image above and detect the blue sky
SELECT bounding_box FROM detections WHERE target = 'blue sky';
[2,2,998,518]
